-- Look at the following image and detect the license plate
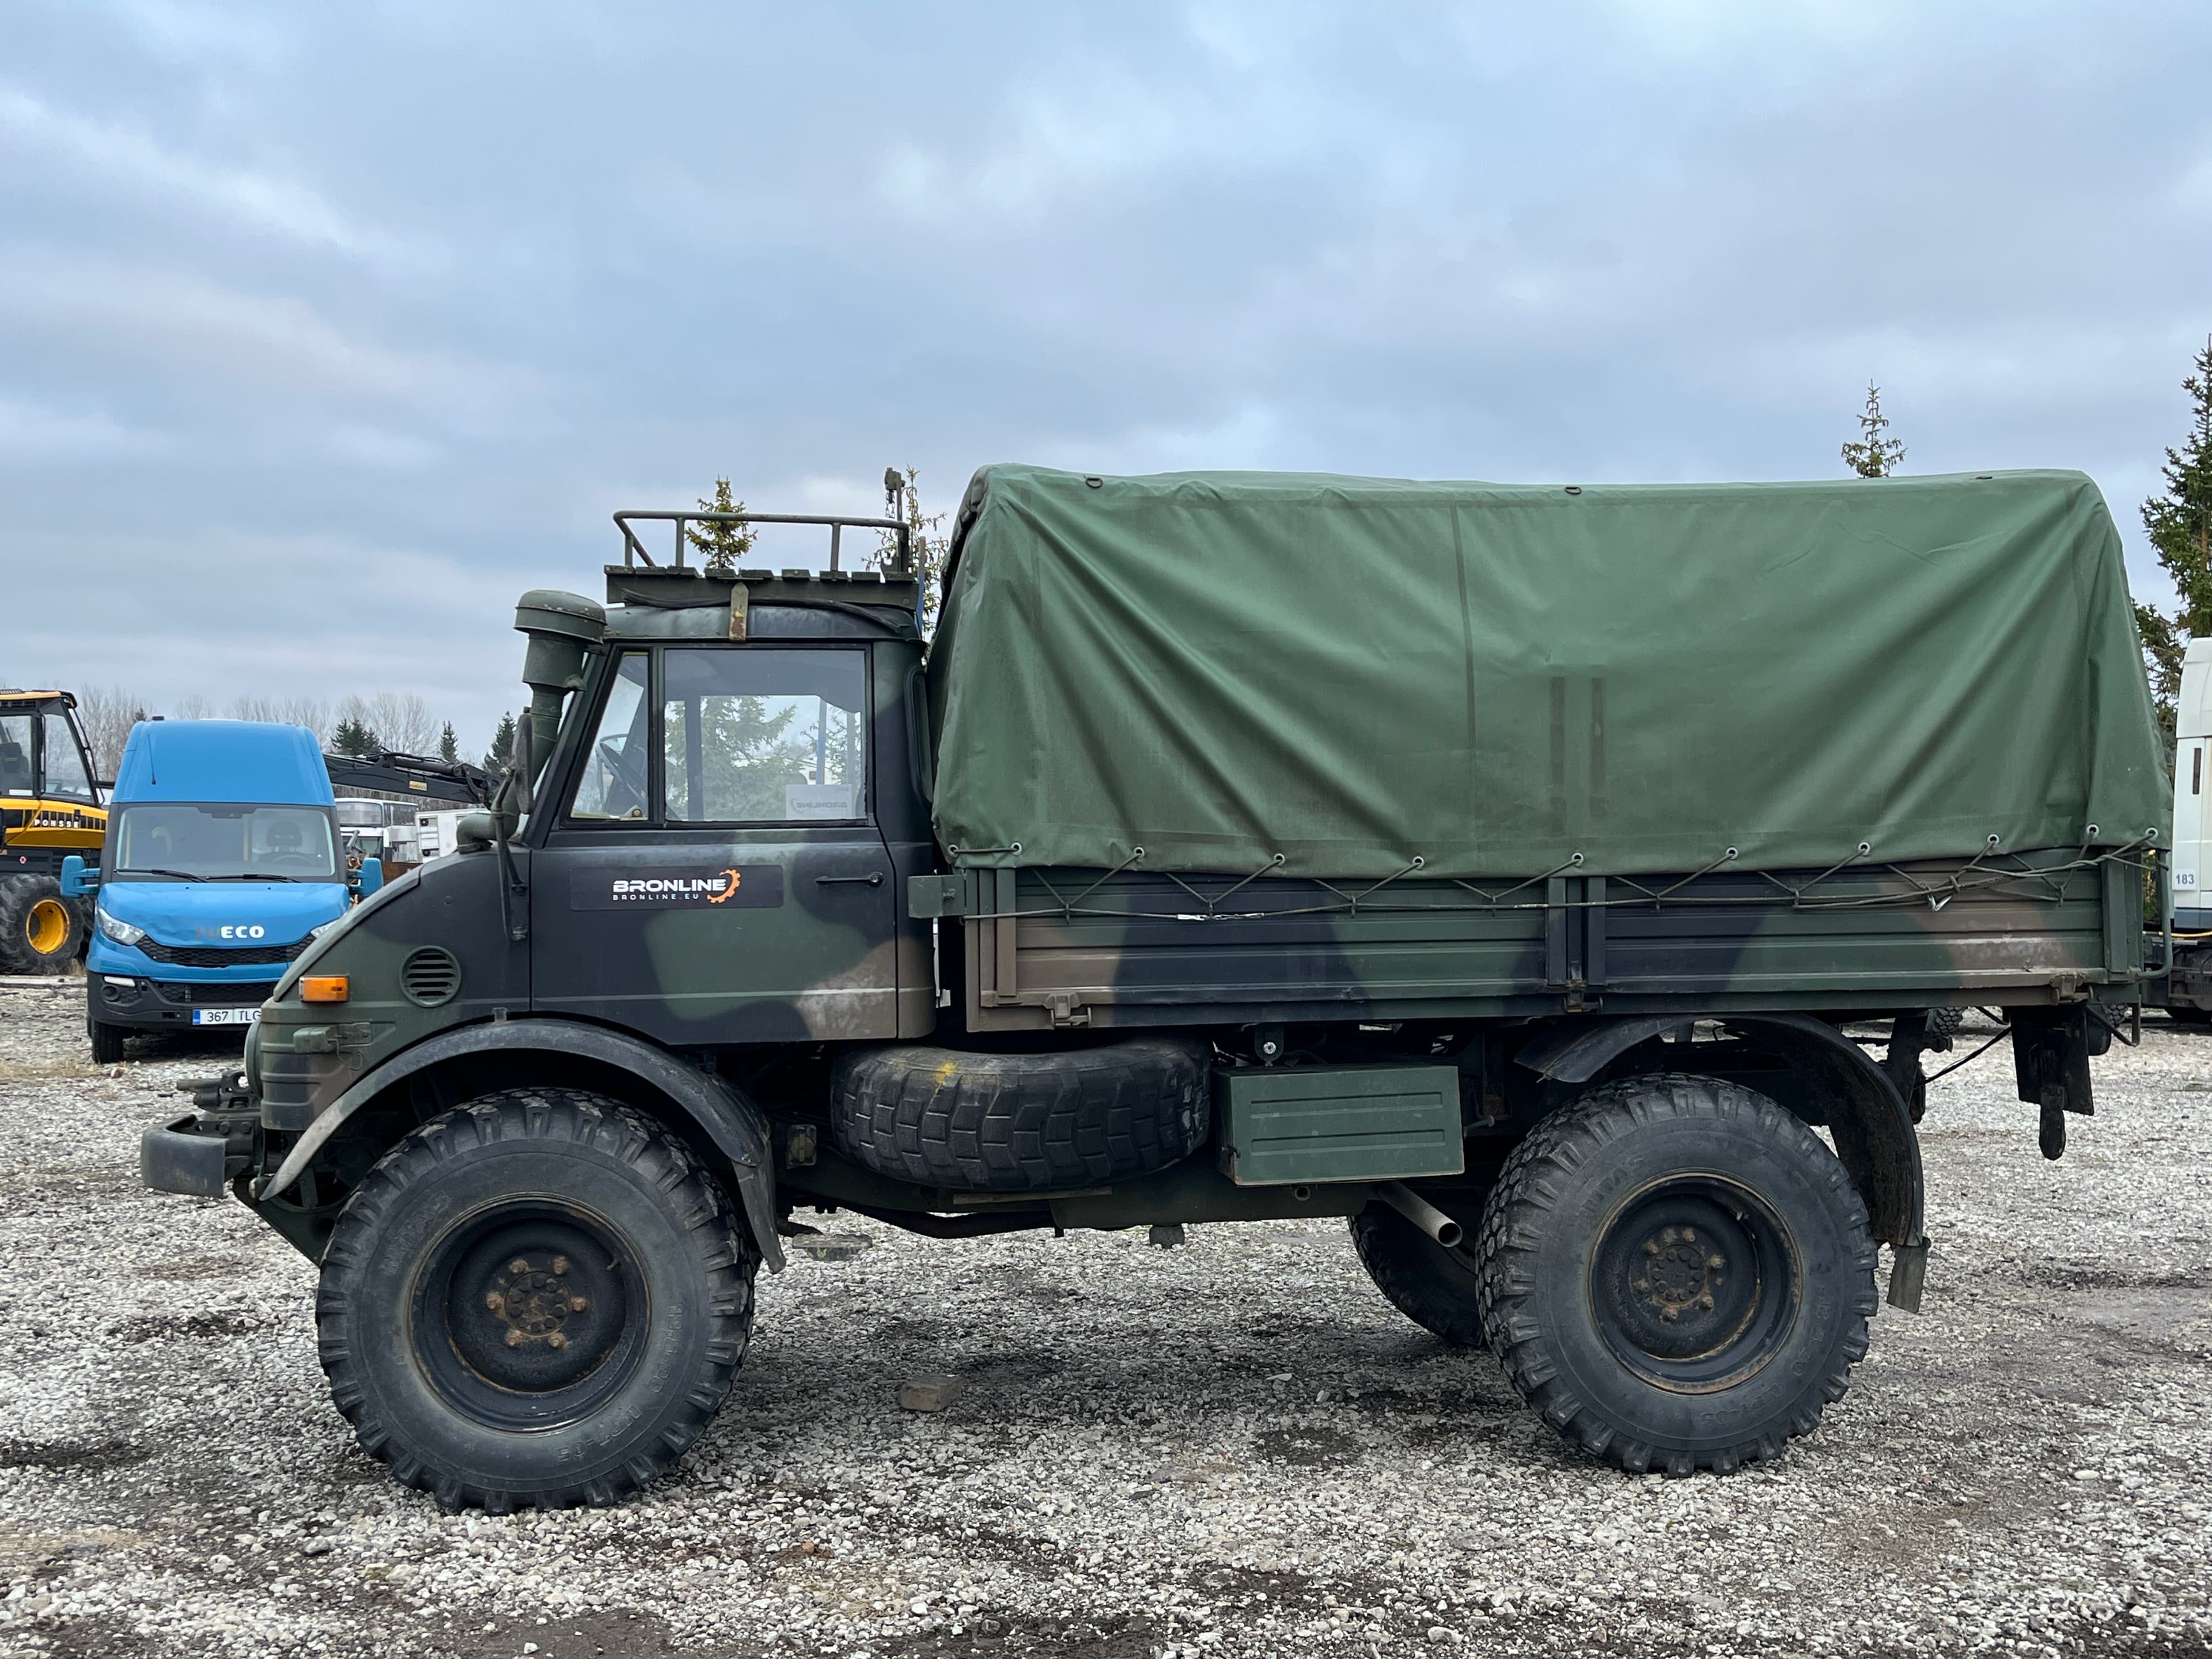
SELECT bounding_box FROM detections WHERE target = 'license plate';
[191,1007,260,1027]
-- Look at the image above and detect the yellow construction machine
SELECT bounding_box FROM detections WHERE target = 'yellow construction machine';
[0,690,107,972]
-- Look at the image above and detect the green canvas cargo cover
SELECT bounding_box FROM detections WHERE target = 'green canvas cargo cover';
[927,465,2168,881]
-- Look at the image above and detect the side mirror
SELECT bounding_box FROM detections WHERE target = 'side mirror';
[59,854,97,897]
[355,858,385,897]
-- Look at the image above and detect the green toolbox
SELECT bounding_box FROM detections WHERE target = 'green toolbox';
[1215,1063,1464,1186]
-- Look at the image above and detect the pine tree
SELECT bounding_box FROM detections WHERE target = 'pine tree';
[1841,384,1906,478]
[2134,340,2212,745]
[685,477,759,575]
[332,715,381,758]
[484,711,517,772]
[438,721,459,763]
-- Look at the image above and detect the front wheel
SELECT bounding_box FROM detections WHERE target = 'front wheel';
[1475,1073,1877,1475]
[317,1089,756,1510]
[89,1018,126,1065]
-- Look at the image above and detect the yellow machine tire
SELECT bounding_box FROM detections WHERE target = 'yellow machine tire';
[0,876,85,975]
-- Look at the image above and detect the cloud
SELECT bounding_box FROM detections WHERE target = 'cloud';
[0,86,388,257]
[0,394,147,461]
[0,251,529,421]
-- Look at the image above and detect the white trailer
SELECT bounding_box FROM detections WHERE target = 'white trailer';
[2168,638,2211,1018]
[414,808,471,860]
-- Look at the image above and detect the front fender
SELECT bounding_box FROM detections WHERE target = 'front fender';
[257,1018,783,1271]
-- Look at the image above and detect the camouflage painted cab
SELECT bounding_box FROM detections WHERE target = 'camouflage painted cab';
[139,473,2168,1509]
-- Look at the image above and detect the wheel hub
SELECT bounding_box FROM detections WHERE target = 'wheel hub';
[486,1254,592,1349]
[1590,1177,1799,1393]
[1631,1225,1725,1321]
[412,1205,646,1428]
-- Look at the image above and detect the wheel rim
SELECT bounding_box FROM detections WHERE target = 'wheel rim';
[409,1199,650,1431]
[1588,1174,1800,1394]
[26,898,70,957]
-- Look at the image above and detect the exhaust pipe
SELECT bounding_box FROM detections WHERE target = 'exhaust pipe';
[1380,1182,1463,1251]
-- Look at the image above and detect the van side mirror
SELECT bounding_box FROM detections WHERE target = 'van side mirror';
[59,855,97,897]
[354,859,385,898]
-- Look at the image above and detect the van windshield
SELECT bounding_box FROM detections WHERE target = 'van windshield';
[112,804,340,881]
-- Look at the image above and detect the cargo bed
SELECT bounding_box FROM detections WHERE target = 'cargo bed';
[948,848,2145,1031]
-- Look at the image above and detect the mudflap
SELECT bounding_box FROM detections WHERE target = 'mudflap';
[2011,1005,2094,1161]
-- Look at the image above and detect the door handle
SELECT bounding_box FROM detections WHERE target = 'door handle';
[815,872,885,887]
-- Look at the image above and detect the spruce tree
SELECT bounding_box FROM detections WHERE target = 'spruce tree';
[685,477,759,575]
[332,716,380,758]
[484,711,517,771]
[2137,338,2212,744]
[1840,384,1906,478]
[438,721,459,763]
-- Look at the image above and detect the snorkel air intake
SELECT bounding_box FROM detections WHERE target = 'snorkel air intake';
[513,589,607,791]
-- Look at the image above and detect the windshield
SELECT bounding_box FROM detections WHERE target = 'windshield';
[112,803,340,881]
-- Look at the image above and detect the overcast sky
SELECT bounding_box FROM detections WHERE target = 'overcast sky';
[4,1,2209,757]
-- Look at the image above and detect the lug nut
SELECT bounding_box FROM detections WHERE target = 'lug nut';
[547,1332,567,1350]
[552,1256,570,1275]
[505,1329,525,1347]
[569,1296,589,1312]
[509,1258,529,1276]
[485,1293,505,1312]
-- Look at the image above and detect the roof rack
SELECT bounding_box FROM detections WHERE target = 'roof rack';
[612,510,911,575]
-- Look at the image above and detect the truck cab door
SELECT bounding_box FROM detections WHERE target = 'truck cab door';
[531,643,900,1043]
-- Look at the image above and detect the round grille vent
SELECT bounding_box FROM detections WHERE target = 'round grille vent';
[400,946,462,1007]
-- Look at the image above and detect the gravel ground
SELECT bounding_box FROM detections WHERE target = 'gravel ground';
[1,977,2209,1659]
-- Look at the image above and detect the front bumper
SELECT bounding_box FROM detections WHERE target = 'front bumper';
[140,1075,259,1197]
[91,971,275,1033]
[141,1115,232,1196]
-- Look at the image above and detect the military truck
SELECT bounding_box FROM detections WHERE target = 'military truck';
[140,469,2168,1510]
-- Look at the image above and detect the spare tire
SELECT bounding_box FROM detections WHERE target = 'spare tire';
[830,1037,1212,1192]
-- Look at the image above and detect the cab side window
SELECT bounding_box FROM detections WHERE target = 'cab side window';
[0,716,30,796]
[568,653,652,821]
[662,648,868,824]
[41,714,95,803]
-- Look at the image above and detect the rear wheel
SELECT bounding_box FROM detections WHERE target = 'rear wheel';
[1349,1196,1488,1346]
[0,876,82,974]
[1475,1073,1877,1475]
[317,1089,755,1510]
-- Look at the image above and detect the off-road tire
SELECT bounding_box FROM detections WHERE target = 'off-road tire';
[88,1018,126,1065]
[1474,1073,1878,1476]
[0,876,83,974]
[1350,1198,1488,1346]
[831,1037,1211,1191]
[1926,1005,1965,1039]
[317,1089,755,1510]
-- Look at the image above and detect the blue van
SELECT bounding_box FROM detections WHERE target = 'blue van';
[63,720,379,1062]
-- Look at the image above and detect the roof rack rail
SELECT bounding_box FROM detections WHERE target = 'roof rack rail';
[612,510,911,576]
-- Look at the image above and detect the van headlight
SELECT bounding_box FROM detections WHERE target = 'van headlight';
[96,908,145,946]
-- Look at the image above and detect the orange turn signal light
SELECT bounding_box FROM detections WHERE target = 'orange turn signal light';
[301,975,350,1004]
